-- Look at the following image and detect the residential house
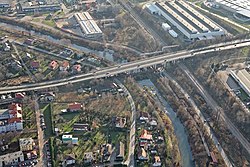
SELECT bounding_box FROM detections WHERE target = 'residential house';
[63,154,76,167]
[149,120,157,127]
[0,103,23,134]
[0,151,24,167]
[62,135,78,145]
[19,138,35,151]
[139,112,149,122]
[84,152,94,164]
[73,123,89,131]
[30,61,40,70]
[72,64,81,73]
[140,130,153,141]
[116,142,124,161]
[15,93,25,99]
[49,60,58,70]
[153,156,161,167]
[138,148,148,161]
[60,61,70,71]
[24,39,36,45]
[3,43,10,51]
[113,117,126,128]
[68,102,82,112]
[101,144,112,162]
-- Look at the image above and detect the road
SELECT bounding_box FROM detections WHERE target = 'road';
[163,72,233,167]
[0,39,249,94]
[13,41,97,68]
[34,100,46,167]
[179,64,250,156]
[114,79,136,167]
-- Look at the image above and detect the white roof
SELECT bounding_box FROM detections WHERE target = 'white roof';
[237,9,250,18]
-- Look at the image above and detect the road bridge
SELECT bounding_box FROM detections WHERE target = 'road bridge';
[0,40,250,94]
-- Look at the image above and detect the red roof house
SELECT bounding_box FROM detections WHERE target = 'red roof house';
[140,130,152,141]
[49,60,58,70]
[72,64,81,72]
[68,102,82,111]
[30,61,40,69]
[15,93,25,99]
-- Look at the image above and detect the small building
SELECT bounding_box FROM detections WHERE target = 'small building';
[138,148,148,161]
[162,23,171,31]
[62,135,78,145]
[149,120,157,127]
[15,93,25,99]
[60,61,70,71]
[0,151,24,167]
[63,154,76,167]
[49,60,58,70]
[140,130,153,141]
[73,123,89,131]
[68,102,82,112]
[84,152,94,164]
[116,142,125,161]
[19,138,35,151]
[72,64,81,73]
[169,29,178,38]
[62,135,73,144]
[139,112,149,122]
[153,156,161,167]
[30,61,40,70]
[113,117,126,128]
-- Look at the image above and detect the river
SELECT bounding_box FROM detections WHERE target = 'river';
[138,79,194,167]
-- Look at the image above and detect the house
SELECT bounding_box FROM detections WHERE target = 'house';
[113,117,126,128]
[60,61,70,71]
[68,102,82,112]
[153,156,161,167]
[73,123,89,131]
[63,154,76,167]
[15,93,25,99]
[101,144,112,162]
[0,151,24,167]
[3,43,10,51]
[140,130,153,141]
[0,103,23,134]
[62,135,78,145]
[139,112,149,122]
[30,61,40,70]
[24,39,36,45]
[19,138,35,151]
[138,148,148,161]
[149,120,157,127]
[84,152,94,164]
[72,64,81,73]
[49,60,58,70]
[116,142,125,161]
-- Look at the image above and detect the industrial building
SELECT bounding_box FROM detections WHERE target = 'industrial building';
[215,0,250,22]
[146,0,225,40]
[74,12,103,38]
[16,0,61,13]
[230,69,250,96]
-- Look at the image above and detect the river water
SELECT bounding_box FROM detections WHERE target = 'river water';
[0,22,114,61]
[138,79,194,167]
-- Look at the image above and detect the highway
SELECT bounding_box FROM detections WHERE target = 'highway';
[179,64,250,156]
[0,40,250,94]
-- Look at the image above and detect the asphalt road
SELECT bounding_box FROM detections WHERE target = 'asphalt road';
[115,79,136,167]
[0,39,249,94]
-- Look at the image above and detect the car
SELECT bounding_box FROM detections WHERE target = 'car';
[40,114,44,118]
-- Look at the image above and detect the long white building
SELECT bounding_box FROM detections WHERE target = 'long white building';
[74,12,103,38]
[215,0,250,22]
[146,0,225,40]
